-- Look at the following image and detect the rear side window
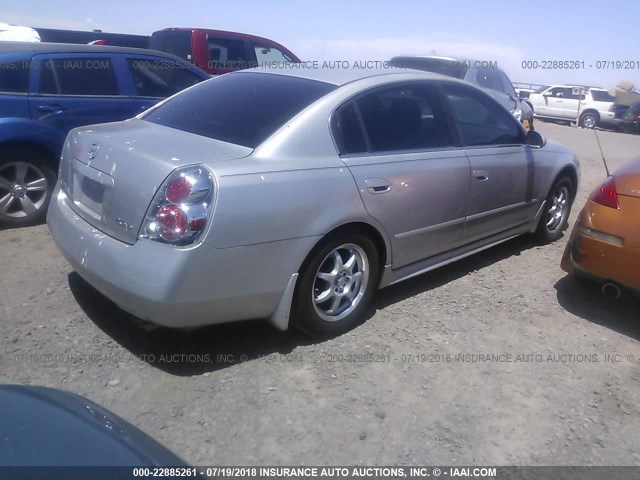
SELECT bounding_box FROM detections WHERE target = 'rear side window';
[443,83,522,146]
[38,58,118,96]
[590,90,614,102]
[0,60,30,93]
[127,59,203,97]
[332,103,367,155]
[333,83,454,154]
[149,31,193,61]
[208,37,251,70]
[144,73,336,148]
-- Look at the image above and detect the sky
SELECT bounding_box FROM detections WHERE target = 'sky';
[3,0,640,89]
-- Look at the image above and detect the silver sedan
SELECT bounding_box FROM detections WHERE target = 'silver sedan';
[47,68,580,337]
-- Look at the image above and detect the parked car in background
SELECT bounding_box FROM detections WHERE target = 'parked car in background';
[149,28,301,75]
[34,27,149,48]
[526,85,618,129]
[390,56,535,129]
[0,384,188,466]
[0,23,40,42]
[0,42,209,227]
[48,68,579,338]
[562,156,640,298]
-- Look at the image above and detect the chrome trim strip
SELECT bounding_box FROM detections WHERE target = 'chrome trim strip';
[395,217,466,240]
[467,201,535,222]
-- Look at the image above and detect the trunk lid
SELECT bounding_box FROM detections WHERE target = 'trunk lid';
[614,157,640,199]
[60,119,252,244]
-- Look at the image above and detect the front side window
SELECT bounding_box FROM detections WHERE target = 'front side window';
[254,45,293,65]
[208,37,251,70]
[38,57,118,95]
[333,83,454,155]
[0,60,30,93]
[127,59,202,98]
[144,72,336,148]
[475,68,502,92]
[498,71,517,98]
[443,83,522,147]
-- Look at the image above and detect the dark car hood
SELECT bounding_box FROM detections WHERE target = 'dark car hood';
[0,385,186,467]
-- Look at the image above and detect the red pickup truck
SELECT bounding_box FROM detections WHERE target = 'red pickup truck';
[149,28,301,75]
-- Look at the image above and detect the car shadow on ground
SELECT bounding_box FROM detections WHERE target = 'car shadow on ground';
[372,235,540,310]
[554,275,640,341]
[69,235,541,376]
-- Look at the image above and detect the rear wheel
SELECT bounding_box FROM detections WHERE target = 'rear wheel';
[0,148,56,227]
[292,232,380,337]
[579,111,599,129]
[535,177,574,243]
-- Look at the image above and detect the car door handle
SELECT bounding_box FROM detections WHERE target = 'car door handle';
[364,178,391,194]
[473,170,489,181]
[38,104,67,112]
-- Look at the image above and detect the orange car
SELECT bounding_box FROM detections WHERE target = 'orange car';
[561,157,640,298]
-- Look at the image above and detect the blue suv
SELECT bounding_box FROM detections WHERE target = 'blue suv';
[0,42,209,227]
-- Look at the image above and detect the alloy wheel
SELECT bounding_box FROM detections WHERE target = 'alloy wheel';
[545,185,570,232]
[312,243,370,322]
[0,161,49,219]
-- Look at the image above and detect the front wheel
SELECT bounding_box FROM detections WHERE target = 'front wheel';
[0,148,56,227]
[535,177,574,243]
[292,233,380,337]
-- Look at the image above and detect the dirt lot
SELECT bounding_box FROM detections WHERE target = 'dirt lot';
[1,122,639,466]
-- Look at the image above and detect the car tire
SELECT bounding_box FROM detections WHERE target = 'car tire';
[291,232,380,337]
[535,177,574,243]
[0,147,56,227]
[579,111,599,129]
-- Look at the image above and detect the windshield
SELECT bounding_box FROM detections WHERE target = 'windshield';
[144,72,336,148]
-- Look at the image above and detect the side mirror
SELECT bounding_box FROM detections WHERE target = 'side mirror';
[542,91,552,96]
[525,130,546,148]
[518,90,530,100]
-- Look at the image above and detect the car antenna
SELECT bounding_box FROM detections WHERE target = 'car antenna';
[593,128,610,177]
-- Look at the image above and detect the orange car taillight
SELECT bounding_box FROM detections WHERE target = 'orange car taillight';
[140,165,214,246]
[590,176,619,209]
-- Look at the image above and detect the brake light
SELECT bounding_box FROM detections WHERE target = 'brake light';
[140,165,214,245]
[590,176,619,209]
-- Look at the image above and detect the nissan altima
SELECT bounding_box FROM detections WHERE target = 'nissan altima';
[47,68,579,337]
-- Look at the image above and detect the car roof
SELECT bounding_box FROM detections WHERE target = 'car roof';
[0,41,170,57]
[242,66,454,86]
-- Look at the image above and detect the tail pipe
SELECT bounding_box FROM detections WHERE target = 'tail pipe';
[602,282,622,300]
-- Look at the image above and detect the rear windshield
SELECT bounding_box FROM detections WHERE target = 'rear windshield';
[590,90,614,102]
[144,72,337,148]
[390,57,467,79]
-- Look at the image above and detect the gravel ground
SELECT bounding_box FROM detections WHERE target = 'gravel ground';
[1,122,639,466]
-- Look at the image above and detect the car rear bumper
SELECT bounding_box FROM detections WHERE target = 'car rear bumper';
[47,187,318,328]
[561,220,640,293]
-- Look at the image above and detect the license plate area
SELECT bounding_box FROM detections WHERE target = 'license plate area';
[72,159,114,221]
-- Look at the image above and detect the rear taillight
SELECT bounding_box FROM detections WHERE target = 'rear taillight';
[590,176,619,209]
[140,165,214,246]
